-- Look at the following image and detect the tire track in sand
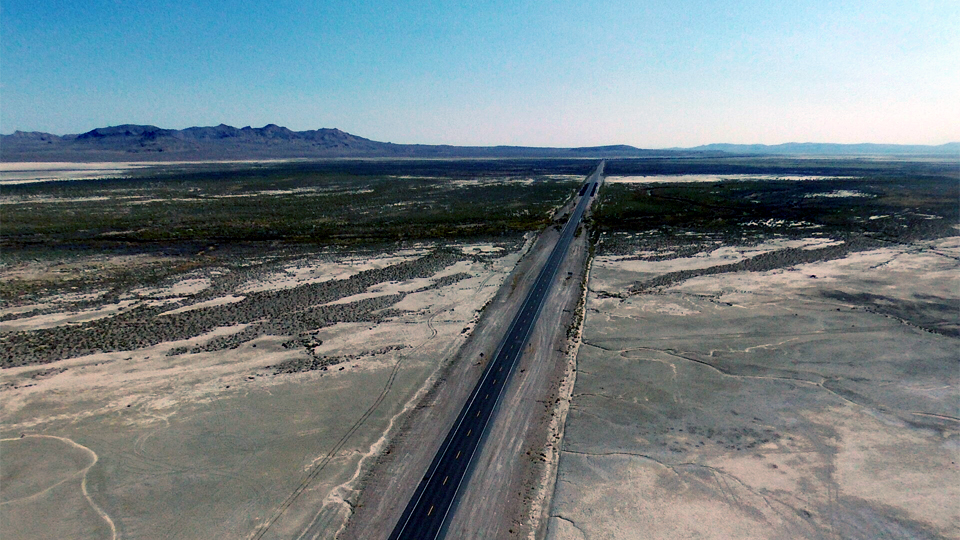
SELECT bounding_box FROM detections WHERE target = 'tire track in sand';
[0,434,117,540]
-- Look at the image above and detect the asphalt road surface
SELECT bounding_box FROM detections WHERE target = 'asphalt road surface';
[388,161,604,540]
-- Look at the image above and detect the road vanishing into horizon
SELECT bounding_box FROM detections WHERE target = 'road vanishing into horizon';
[388,161,605,540]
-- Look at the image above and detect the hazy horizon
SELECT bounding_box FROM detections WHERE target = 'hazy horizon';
[3,1,958,147]
[3,123,958,150]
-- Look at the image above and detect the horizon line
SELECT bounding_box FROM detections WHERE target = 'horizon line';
[3,123,959,150]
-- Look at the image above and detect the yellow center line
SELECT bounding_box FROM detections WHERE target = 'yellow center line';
[456,451,461,459]
[428,505,434,516]
[443,476,448,486]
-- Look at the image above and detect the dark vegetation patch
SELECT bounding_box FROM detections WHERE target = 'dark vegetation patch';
[592,158,957,268]
[1,158,584,369]
[268,345,411,375]
[603,156,958,179]
[591,173,957,313]
[629,238,881,292]
[589,158,959,336]
[593,175,958,248]
[1,159,587,249]
[6,157,956,367]
[0,249,473,367]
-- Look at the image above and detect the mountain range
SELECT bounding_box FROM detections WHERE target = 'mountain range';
[1,124,957,162]
[685,142,960,156]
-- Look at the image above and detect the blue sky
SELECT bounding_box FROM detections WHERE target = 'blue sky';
[2,0,957,146]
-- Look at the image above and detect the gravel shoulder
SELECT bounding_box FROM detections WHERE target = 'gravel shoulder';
[339,212,570,539]
[442,198,596,539]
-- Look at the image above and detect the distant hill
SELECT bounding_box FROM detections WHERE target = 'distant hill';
[3,124,956,162]
[0,124,659,162]
[686,142,960,156]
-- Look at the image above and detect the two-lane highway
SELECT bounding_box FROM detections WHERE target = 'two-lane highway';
[388,161,604,540]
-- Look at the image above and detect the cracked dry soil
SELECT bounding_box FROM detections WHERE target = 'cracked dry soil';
[547,234,959,540]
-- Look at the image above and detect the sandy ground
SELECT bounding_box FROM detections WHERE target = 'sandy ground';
[0,241,529,539]
[0,161,308,185]
[546,236,959,539]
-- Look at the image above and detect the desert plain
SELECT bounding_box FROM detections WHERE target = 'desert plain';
[547,167,959,539]
[1,156,957,540]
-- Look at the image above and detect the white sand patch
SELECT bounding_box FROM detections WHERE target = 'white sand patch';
[304,322,428,363]
[742,218,822,229]
[1,300,139,332]
[395,275,490,314]
[132,278,211,298]
[596,238,836,276]
[127,198,206,205]
[207,187,322,198]
[605,174,853,184]
[673,239,960,303]
[804,190,873,198]
[239,252,426,293]
[460,243,504,255]
[601,251,660,262]
[389,174,578,187]
[0,160,309,185]
[0,163,150,184]
[930,236,960,253]
[1,323,262,424]
[159,295,245,315]
[432,259,476,279]
[324,260,476,307]
[448,177,538,188]
[0,195,118,205]
[395,250,522,314]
